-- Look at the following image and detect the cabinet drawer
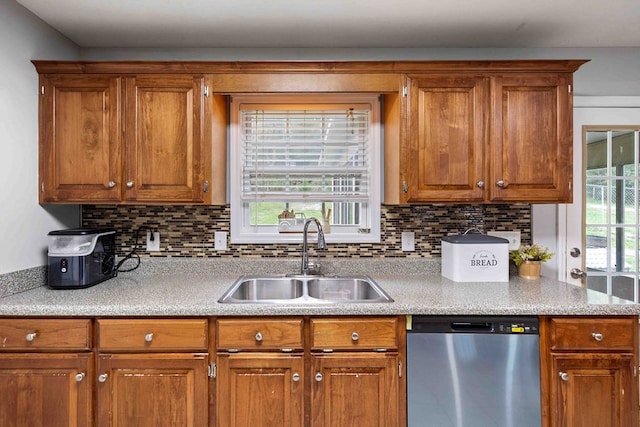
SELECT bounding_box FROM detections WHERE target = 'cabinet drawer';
[310,317,398,350]
[0,318,92,351]
[217,318,303,350]
[98,319,207,352]
[550,317,635,351]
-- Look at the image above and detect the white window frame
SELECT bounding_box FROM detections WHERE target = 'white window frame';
[229,94,381,244]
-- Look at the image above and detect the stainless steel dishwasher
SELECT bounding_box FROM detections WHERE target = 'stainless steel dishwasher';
[407,316,541,427]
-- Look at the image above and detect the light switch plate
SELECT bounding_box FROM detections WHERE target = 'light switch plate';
[401,231,415,252]
[215,231,227,251]
[488,231,521,250]
[146,231,160,252]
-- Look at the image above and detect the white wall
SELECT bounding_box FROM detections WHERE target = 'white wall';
[0,0,80,274]
[79,47,640,96]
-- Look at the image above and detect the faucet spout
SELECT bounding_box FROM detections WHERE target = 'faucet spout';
[301,217,326,275]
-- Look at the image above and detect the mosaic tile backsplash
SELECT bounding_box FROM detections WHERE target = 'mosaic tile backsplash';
[82,204,531,258]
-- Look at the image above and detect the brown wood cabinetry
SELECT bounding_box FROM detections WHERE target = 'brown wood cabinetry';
[0,318,93,426]
[401,71,575,203]
[38,73,213,204]
[214,316,404,427]
[96,318,209,427]
[542,316,638,427]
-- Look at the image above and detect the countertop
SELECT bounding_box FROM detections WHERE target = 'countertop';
[0,258,637,317]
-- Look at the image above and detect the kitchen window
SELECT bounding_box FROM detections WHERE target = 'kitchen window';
[229,94,381,244]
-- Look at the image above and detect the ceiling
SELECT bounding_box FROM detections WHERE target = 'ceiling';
[15,0,640,49]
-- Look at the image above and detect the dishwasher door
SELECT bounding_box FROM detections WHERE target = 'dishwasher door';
[407,316,541,427]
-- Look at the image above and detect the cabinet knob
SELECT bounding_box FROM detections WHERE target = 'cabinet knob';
[315,372,323,382]
[108,180,116,188]
[255,332,263,342]
[98,373,108,383]
[496,180,506,188]
[351,331,359,341]
[75,372,85,382]
[559,372,569,381]
[145,333,154,342]
[25,332,37,342]
[476,181,485,189]
[292,372,300,382]
[592,332,604,342]
[126,181,134,189]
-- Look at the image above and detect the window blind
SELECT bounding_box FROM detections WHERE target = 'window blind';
[240,108,371,201]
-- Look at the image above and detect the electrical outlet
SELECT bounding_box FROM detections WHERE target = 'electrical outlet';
[402,231,415,252]
[214,231,227,251]
[488,231,521,250]
[146,231,160,252]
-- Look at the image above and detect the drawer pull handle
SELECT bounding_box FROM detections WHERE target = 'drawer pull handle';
[592,332,603,342]
[25,332,37,342]
[255,332,263,342]
[351,331,359,341]
[292,372,300,382]
[559,372,569,381]
[315,372,323,382]
[98,373,108,383]
[75,372,85,382]
[107,180,116,188]
[126,181,134,188]
[145,333,154,342]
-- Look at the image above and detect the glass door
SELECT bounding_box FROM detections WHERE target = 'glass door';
[584,129,640,301]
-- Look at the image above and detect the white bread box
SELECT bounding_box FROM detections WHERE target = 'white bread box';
[441,232,509,282]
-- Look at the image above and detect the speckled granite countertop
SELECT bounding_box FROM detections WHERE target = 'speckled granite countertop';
[0,258,637,317]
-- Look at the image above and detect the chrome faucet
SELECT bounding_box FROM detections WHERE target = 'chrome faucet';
[301,217,327,275]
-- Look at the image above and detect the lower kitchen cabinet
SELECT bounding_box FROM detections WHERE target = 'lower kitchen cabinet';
[310,353,400,427]
[96,353,209,427]
[96,318,209,427]
[216,353,304,427]
[0,318,93,427]
[0,352,93,426]
[214,316,405,427]
[542,316,638,427]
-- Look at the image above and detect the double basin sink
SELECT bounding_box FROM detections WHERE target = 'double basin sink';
[218,275,393,304]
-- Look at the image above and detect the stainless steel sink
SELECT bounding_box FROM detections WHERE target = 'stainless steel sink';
[218,275,393,304]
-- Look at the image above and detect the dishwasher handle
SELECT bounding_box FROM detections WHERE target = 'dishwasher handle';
[450,322,493,333]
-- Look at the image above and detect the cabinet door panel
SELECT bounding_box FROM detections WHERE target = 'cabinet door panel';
[492,74,572,202]
[40,75,121,203]
[310,352,400,427]
[216,353,304,427]
[405,75,488,202]
[551,353,636,427]
[125,75,205,203]
[97,353,208,427]
[0,353,93,427]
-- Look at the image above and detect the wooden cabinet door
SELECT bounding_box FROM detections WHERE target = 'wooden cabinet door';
[310,352,400,427]
[491,74,572,202]
[39,74,122,203]
[215,353,304,427]
[96,353,208,427]
[0,352,93,427]
[404,75,489,202]
[124,75,206,203]
[550,353,637,427]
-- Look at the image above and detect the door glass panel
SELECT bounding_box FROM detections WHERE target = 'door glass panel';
[584,129,640,302]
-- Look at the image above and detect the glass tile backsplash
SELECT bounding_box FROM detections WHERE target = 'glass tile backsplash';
[81,204,531,258]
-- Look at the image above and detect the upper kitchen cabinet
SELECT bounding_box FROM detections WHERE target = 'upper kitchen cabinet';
[123,75,207,203]
[36,68,219,204]
[39,74,122,203]
[490,74,573,202]
[403,74,489,203]
[391,61,585,204]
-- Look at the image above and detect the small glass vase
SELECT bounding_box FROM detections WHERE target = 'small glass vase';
[518,261,541,279]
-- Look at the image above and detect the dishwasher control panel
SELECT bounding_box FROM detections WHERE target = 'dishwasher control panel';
[408,315,540,335]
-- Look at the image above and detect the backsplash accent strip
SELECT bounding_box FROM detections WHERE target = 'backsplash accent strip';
[81,204,531,258]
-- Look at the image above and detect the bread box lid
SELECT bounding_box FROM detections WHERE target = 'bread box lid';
[442,233,509,245]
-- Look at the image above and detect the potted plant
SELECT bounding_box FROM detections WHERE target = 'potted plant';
[509,244,554,279]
